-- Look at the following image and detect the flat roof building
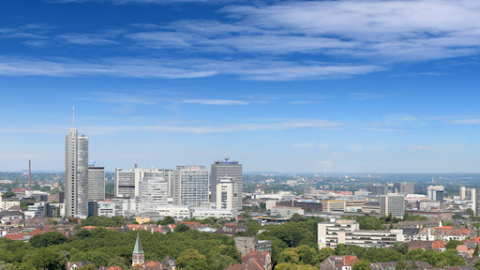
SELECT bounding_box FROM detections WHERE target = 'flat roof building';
[318,219,403,250]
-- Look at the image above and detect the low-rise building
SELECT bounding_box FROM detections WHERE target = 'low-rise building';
[276,200,323,212]
[322,200,346,213]
[234,237,272,256]
[265,200,279,211]
[271,206,304,218]
[153,206,190,220]
[215,223,248,237]
[362,202,380,214]
[190,208,235,220]
[317,219,403,250]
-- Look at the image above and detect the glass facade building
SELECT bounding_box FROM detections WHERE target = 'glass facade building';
[65,128,89,218]
[173,166,209,207]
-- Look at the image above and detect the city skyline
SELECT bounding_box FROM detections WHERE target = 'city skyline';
[1,0,480,173]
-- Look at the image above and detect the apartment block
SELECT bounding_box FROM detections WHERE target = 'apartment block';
[317,219,403,250]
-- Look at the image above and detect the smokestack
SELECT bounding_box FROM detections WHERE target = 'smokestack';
[135,163,137,169]
[29,159,31,191]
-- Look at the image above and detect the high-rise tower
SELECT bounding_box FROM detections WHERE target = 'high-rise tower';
[65,106,89,218]
[88,164,105,201]
[172,165,209,207]
[211,158,242,212]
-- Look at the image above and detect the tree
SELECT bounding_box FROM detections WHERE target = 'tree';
[207,253,237,270]
[279,250,299,264]
[316,248,334,263]
[2,191,15,198]
[467,208,475,217]
[81,216,125,227]
[209,245,241,263]
[391,242,409,255]
[353,260,372,270]
[446,240,464,250]
[175,223,191,233]
[474,258,480,270]
[473,223,480,236]
[474,244,479,257]
[79,265,97,270]
[29,232,68,248]
[176,249,208,270]
[26,248,66,270]
[290,214,306,223]
[275,263,316,270]
[443,220,454,226]
[159,216,175,226]
[396,260,407,269]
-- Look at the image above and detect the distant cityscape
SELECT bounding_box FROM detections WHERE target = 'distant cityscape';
[1,118,480,269]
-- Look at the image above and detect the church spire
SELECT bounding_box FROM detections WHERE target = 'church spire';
[133,232,144,254]
[132,232,145,266]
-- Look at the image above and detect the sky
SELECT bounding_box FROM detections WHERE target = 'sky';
[1,0,480,173]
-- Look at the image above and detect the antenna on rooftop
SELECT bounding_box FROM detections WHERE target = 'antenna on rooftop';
[225,156,230,162]
[72,104,75,128]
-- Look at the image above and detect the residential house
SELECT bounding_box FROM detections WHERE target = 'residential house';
[320,255,360,270]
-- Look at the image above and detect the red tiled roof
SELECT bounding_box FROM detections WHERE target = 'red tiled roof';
[4,234,24,240]
[344,255,360,266]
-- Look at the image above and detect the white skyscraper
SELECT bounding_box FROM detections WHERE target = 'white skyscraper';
[173,165,209,207]
[138,178,168,212]
[216,177,237,216]
[65,107,89,218]
[115,166,171,198]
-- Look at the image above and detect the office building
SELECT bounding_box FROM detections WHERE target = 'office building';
[211,159,242,212]
[138,178,168,212]
[460,187,466,200]
[380,194,405,218]
[111,197,136,218]
[427,186,445,202]
[323,200,346,213]
[472,189,480,217]
[271,206,304,218]
[317,219,403,250]
[115,167,173,199]
[216,177,237,214]
[65,115,89,219]
[190,208,235,220]
[153,205,191,220]
[173,166,209,207]
[367,184,388,195]
[88,165,105,200]
[394,182,415,194]
[97,201,115,218]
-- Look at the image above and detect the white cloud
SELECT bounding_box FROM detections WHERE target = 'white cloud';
[412,145,432,150]
[57,33,117,45]
[448,118,480,124]
[218,0,480,61]
[0,56,382,81]
[293,143,315,149]
[87,92,163,104]
[183,99,248,105]
[0,118,345,135]
[117,0,480,61]
[47,0,226,3]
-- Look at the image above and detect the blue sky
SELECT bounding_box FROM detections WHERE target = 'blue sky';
[1,0,480,173]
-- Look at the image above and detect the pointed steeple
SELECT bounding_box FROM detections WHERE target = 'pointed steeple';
[133,232,144,254]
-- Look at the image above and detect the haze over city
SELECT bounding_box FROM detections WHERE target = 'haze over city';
[1,0,480,173]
